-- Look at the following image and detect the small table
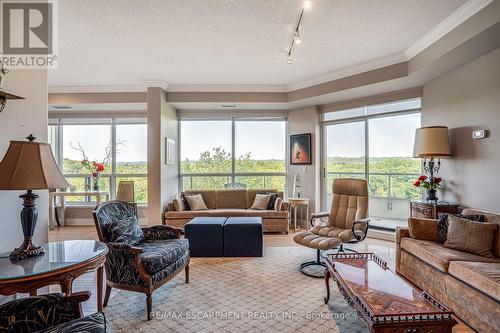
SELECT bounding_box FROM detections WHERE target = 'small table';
[0,240,108,312]
[410,200,459,219]
[288,197,310,232]
[324,252,457,333]
[49,191,110,230]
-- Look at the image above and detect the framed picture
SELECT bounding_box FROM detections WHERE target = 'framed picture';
[165,138,176,165]
[290,133,312,165]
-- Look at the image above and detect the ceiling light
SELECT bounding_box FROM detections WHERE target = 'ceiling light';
[303,0,312,10]
[287,56,293,64]
[286,5,310,64]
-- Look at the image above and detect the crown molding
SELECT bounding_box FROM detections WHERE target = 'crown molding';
[48,85,149,93]
[404,0,494,59]
[167,84,286,93]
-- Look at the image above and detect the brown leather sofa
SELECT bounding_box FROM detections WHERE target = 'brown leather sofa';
[396,208,500,333]
[164,189,289,233]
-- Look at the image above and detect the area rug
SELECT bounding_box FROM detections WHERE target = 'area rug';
[104,246,368,333]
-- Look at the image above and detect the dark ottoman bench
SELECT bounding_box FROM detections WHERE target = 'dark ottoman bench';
[223,217,263,257]
[185,217,226,257]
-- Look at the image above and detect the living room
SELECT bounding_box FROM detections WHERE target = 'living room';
[0,1,499,332]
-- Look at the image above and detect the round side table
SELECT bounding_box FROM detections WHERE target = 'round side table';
[0,240,108,311]
[288,197,310,232]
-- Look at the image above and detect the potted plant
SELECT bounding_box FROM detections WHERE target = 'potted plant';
[413,175,442,202]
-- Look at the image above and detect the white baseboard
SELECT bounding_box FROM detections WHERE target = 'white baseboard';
[367,229,396,242]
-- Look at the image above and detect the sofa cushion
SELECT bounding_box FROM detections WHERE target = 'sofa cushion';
[245,209,288,218]
[209,209,248,217]
[38,312,108,333]
[448,261,500,302]
[437,213,485,244]
[444,215,498,258]
[401,238,499,272]
[408,217,438,242]
[165,210,212,219]
[246,189,280,208]
[251,194,271,210]
[215,189,247,209]
[108,215,144,246]
[462,208,500,258]
[138,239,189,275]
[185,194,209,211]
[183,190,216,209]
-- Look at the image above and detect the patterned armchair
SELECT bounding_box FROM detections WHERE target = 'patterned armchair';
[93,201,190,320]
[0,292,109,333]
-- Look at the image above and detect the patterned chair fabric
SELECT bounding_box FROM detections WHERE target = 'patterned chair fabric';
[93,200,190,320]
[0,292,109,333]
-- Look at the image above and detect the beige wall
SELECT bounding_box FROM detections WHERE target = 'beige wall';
[287,106,321,212]
[147,87,178,224]
[422,48,500,212]
[0,69,48,253]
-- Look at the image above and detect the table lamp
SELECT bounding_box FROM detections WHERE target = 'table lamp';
[413,126,451,202]
[0,134,69,260]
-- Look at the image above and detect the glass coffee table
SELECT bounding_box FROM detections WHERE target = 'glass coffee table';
[324,252,457,333]
[0,240,108,311]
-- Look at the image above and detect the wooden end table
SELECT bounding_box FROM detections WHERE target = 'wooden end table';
[410,200,459,219]
[287,197,310,232]
[324,252,457,333]
[0,240,108,312]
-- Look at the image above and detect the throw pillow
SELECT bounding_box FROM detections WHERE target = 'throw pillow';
[408,218,438,242]
[181,193,191,211]
[437,213,485,244]
[251,194,271,210]
[185,194,208,211]
[265,192,278,210]
[444,215,498,258]
[108,215,144,246]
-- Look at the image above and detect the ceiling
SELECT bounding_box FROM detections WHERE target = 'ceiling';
[48,0,467,90]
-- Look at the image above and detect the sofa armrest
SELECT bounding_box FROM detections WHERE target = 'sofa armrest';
[142,225,184,240]
[395,227,410,244]
[280,201,289,212]
[0,292,90,332]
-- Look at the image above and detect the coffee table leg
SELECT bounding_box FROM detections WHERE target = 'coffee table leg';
[324,269,331,304]
[97,265,103,312]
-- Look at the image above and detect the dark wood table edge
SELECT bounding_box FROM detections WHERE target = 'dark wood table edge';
[324,252,458,333]
[0,246,108,312]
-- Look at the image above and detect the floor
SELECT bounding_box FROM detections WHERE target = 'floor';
[48,226,473,333]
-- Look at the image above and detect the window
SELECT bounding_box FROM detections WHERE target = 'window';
[180,118,286,192]
[322,98,421,230]
[49,118,148,204]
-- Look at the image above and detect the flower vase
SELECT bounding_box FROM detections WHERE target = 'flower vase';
[92,173,101,192]
[426,189,438,202]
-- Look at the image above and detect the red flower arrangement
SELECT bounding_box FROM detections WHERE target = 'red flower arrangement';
[81,159,106,175]
[413,175,442,190]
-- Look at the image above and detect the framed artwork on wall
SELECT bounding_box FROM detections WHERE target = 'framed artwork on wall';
[165,138,176,165]
[290,133,312,165]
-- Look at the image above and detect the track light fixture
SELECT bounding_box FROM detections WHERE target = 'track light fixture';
[286,1,311,64]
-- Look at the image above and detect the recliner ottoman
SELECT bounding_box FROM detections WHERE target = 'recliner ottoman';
[223,217,263,257]
[185,217,226,257]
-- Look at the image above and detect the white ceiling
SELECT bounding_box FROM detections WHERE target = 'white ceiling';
[48,0,467,89]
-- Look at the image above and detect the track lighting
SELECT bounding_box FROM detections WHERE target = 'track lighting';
[286,2,311,63]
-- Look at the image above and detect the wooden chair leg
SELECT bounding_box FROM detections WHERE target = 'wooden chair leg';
[103,284,112,307]
[146,294,152,321]
[185,264,190,283]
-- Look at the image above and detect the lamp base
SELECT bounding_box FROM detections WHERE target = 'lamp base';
[10,238,45,261]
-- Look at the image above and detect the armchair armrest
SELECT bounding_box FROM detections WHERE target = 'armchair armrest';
[105,242,151,287]
[142,225,184,240]
[352,218,370,241]
[310,211,330,227]
[0,292,90,332]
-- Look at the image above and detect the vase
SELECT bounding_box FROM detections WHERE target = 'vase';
[426,189,438,202]
[92,173,100,192]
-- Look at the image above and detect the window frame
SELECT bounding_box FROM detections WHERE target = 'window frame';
[49,117,148,205]
[178,117,288,194]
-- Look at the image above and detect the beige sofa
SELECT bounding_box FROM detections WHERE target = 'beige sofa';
[164,189,289,234]
[396,208,500,333]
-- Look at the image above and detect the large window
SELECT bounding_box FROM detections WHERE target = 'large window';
[322,98,421,230]
[180,118,286,192]
[49,118,148,204]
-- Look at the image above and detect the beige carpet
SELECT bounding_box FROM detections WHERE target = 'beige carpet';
[104,246,368,333]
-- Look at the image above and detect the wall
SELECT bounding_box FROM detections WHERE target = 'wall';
[287,106,321,212]
[0,69,48,253]
[147,87,178,225]
[422,48,500,212]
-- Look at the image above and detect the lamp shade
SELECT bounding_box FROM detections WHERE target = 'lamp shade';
[413,126,451,158]
[0,139,69,190]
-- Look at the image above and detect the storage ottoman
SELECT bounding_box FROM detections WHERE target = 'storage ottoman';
[185,217,226,257]
[223,217,263,257]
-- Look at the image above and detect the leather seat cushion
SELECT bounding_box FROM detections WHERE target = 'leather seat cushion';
[138,239,189,275]
[293,231,342,250]
[401,238,499,273]
[448,261,500,302]
[165,210,212,219]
